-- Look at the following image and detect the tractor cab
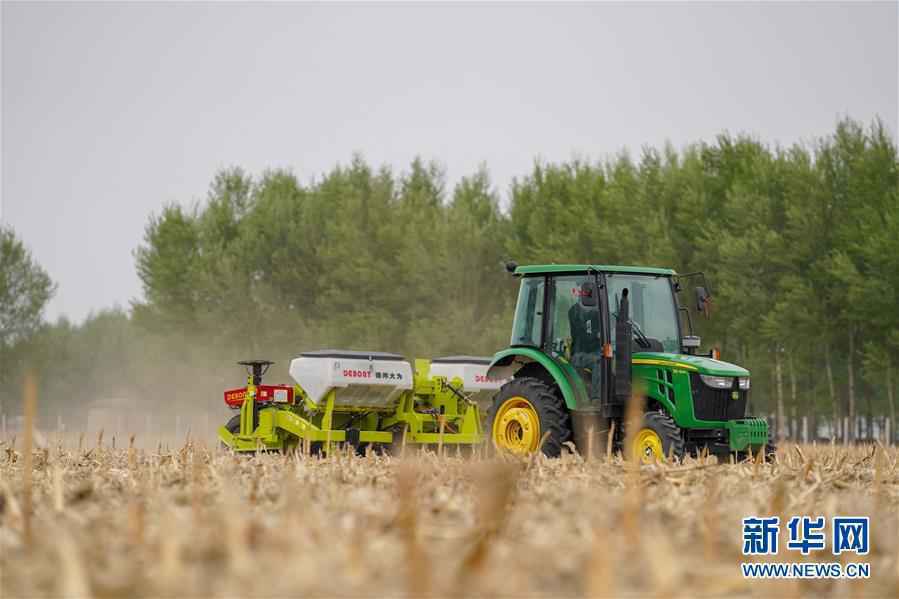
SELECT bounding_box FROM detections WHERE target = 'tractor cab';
[488,263,772,461]
[506,265,690,404]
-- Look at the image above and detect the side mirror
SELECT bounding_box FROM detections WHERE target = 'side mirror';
[695,286,711,317]
[682,336,701,349]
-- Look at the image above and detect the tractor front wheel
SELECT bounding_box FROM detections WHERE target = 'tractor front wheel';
[487,377,572,457]
[763,434,777,463]
[739,433,777,463]
[629,411,684,463]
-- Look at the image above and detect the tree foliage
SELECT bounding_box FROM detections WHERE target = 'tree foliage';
[2,118,897,440]
[0,226,55,349]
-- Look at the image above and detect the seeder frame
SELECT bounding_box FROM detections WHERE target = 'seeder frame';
[219,359,484,453]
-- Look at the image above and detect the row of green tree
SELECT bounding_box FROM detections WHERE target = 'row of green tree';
[2,117,896,441]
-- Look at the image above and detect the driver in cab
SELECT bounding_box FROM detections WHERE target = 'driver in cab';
[569,281,602,398]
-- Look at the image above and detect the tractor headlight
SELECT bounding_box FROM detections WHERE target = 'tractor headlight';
[700,374,733,389]
[738,377,750,390]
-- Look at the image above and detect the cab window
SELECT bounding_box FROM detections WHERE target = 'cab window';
[510,277,545,346]
[606,273,680,353]
[546,275,600,356]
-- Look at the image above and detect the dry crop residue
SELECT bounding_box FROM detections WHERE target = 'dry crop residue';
[1,442,898,597]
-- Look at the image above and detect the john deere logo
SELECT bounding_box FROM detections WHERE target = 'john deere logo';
[732,391,740,400]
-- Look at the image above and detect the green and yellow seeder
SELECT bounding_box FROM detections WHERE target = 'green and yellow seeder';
[219,352,504,454]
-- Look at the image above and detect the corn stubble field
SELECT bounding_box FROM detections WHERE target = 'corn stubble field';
[1,437,898,598]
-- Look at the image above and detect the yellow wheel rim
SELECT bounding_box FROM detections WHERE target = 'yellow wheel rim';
[633,428,665,463]
[492,396,541,454]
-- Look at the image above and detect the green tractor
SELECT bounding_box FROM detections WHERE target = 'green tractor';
[484,263,773,462]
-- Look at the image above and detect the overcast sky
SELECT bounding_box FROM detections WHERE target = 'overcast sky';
[2,1,897,324]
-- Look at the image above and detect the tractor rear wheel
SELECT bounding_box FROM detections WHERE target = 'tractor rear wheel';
[630,411,684,463]
[487,377,572,457]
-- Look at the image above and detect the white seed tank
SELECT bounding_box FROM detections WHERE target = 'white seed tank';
[289,350,413,409]
[429,356,509,411]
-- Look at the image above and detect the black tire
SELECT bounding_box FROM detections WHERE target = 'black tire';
[225,414,241,433]
[764,434,777,463]
[738,433,777,463]
[380,424,405,457]
[486,377,572,457]
[220,414,241,450]
[630,411,684,463]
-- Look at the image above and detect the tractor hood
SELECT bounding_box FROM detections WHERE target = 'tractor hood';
[632,352,750,377]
